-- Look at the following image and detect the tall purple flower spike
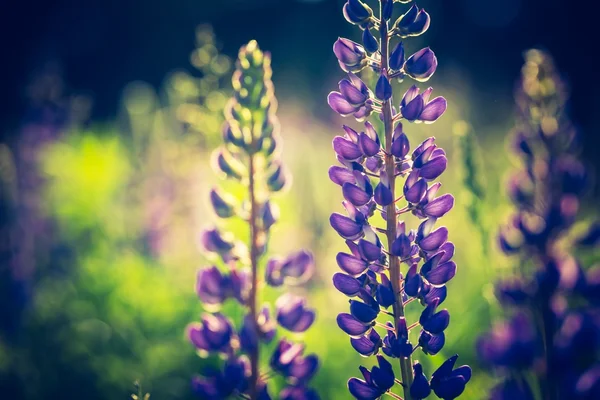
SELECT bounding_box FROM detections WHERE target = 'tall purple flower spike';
[187,41,319,400]
[329,1,470,399]
[478,50,600,399]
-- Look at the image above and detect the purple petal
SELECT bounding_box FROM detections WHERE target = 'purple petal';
[348,72,370,95]
[333,136,363,160]
[288,354,319,383]
[276,294,315,332]
[405,178,427,204]
[351,331,381,356]
[333,38,366,67]
[265,258,284,287]
[405,263,422,296]
[343,182,372,206]
[358,239,382,262]
[404,47,437,82]
[330,213,363,239]
[197,313,233,352]
[350,300,379,323]
[401,85,420,108]
[288,310,316,332]
[374,182,393,206]
[333,272,362,296]
[329,165,356,186]
[340,78,368,106]
[420,97,447,123]
[348,378,382,400]
[425,261,457,285]
[433,376,467,400]
[402,94,424,121]
[391,233,412,258]
[391,130,410,158]
[375,75,392,101]
[337,252,369,276]
[421,309,450,334]
[437,242,455,263]
[327,92,358,116]
[418,226,449,251]
[422,284,447,305]
[423,194,454,218]
[276,250,315,286]
[337,313,371,337]
[196,266,226,304]
[389,41,405,71]
[358,132,381,157]
[187,323,209,350]
[419,330,445,355]
[343,124,360,142]
[419,155,447,180]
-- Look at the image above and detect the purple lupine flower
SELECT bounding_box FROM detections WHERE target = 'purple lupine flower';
[195,265,249,305]
[328,1,469,399]
[276,294,316,333]
[333,38,369,73]
[403,48,438,82]
[392,4,431,38]
[265,250,315,287]
[348,355,395,400]
[187,41,319,399]
[477,50,600,399]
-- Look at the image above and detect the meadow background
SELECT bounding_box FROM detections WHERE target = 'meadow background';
[0,1,598,399]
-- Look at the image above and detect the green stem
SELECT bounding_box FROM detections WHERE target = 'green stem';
[380,1,414,398]
[248,151,260,400]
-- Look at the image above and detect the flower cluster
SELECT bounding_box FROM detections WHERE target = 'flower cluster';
[478,50,600,399]
[328,1,470,399]
[187,41,319,400]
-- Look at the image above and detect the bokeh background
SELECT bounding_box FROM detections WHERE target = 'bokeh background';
[0,0,598,399]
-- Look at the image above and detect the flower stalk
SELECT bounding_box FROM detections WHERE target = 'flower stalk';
[328,1,470,399]
[187,40,319,400]
[477,49,600,400]
[379,2,414,396]
[248,147,260,399]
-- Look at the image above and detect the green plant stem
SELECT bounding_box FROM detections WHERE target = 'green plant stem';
[248,150,260,400]
[380,1,414,398]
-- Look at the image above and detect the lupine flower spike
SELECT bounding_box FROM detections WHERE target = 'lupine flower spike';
[187,40,319,400]
[478,50,600,399]
[329,1,470,399]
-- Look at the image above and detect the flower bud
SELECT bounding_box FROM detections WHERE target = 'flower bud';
[209,188,237,218]
[411,363,432,399]
[389,41,405,71]
[212,147,246,180]
[374,171,393,206]
[222,121,245,148]
[267,162,290,192]
[393,5,431,38]
[260,200,279,230]
[404,47,438,82]
[375,74,392,101]
[391,123,410,158]
[201,228,237,262]
[343,0,374,25]
[382,0,394,21]
[362,28,378,53]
